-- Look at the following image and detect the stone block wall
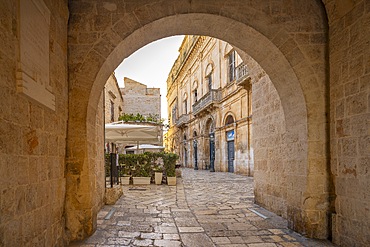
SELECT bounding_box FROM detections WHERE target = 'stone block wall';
[121,78,161,118]
[0,0,69,246]
[91,93,106,224]
[325,0,370,245]
[252,73,289,219]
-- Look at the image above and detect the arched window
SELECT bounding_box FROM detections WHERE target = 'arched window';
[205,63,213,92]
[225,115,234,125]
[206,74,212,91]
[183,93,188,114]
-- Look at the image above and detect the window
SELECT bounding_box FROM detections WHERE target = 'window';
[194,89,198,102]
[171,105,177,124]
[110,100,114,122]
[207,74,212,91]
[225,115,234,125]
[184,99,188,114]
[228,51,236,82]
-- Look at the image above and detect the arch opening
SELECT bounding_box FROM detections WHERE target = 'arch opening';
[67,4,329,241]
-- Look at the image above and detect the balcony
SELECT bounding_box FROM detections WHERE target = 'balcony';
[175,114,190,127]
[192,89,221,115]
[236,63,251,89]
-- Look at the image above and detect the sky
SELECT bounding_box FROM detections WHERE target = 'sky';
[114,35,185,123]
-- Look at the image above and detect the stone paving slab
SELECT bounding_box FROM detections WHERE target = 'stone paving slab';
[70,169,335,247]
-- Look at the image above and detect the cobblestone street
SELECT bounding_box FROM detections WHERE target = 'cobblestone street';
[71,169,334,247]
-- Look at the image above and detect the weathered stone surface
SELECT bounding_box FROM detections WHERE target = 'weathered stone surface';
[73,172,334,246]
[0,1,368,246]
[104,186,123,205]
[120,77,161,119]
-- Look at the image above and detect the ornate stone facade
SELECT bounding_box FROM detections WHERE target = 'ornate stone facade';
[166,36,255,175]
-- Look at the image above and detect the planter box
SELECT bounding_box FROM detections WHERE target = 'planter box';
[167,177,176,186]
[133,177,151,185]
[155,172,163,185]
[120,176,130,185]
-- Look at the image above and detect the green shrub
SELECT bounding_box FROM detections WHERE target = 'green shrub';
[162,152,179,177]
[117,152,178,178]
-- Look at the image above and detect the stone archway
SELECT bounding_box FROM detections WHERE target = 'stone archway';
[67,0,329,241]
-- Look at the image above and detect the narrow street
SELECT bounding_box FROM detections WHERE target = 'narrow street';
[72,169,334,247]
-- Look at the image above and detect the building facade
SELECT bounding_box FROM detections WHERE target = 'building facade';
[166,36,253,175]
[121,77,161,120]
[104,73,123,124]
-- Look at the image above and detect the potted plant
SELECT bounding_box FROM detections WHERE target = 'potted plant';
[153,163,163,185]
[131,154,151,185]
[119,154,135,185]
[145,152,163,185]
[119,163,131,185]
[163,152,179,186]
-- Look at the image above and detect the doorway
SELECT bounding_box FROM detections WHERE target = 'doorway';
[226,129,235,173]
[227,141,234,173]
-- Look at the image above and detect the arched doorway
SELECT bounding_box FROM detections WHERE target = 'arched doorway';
[66,1,329,241]
[205,118,216,172]
[225,115,235,173]
[183,134,188,168]
[193,130,198,170]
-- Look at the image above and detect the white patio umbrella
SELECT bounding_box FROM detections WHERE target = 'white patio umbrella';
[126,144,165,149]
[105,121,161,145]
[125,144,165,150]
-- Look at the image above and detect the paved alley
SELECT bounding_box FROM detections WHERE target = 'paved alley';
[71,169,334,247]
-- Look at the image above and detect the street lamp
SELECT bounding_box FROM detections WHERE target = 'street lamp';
[193,139,198,170]
[209,133,215,172]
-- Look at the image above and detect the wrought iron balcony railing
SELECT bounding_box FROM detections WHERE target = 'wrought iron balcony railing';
[175,114,190,127]
[235,63,251,89]
[192,89,221,115]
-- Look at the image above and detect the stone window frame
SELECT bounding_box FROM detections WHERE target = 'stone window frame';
[110,100,114,122]
[205,63,214,92]
[183,92,188,114]
[192,80,198,103]
[224,112,236,126]
[227,50,236,83]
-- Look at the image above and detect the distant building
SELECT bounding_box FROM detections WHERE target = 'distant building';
[102,73,124,154]
[119,77,163,146]
[104,73,123,124]
[120,77,161,120]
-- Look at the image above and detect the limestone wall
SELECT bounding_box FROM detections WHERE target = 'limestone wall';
[325,0,370,245]
[252,73,289,218]
[0,0,69,246]
[104,74,123,123]
[121,77,161,118]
